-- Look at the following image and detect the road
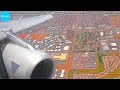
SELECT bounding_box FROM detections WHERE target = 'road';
[65,12,80,78]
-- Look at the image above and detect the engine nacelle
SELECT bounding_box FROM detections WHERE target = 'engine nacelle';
[2,43,54,79]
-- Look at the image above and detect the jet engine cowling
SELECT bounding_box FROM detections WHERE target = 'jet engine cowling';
[2,43,54,79]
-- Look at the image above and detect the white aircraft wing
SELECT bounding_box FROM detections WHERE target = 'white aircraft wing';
[0,14,53,41]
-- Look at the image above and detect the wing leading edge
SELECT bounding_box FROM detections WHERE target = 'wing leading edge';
[0,14,53,41]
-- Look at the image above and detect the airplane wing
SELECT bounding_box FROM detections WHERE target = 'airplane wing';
[0,14,53,41]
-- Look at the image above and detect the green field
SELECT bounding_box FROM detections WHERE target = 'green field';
[74,32,97,52]
[103,67,120,79]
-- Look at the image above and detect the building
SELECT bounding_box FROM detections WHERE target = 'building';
[103,45,110,51]
[63,46,69,51]
[111,43,117,47]
[53,53,68,61]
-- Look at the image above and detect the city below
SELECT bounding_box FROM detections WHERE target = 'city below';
[8,11,120,79]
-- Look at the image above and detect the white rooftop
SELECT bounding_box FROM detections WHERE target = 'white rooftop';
[100,32,104,36]
[64,46,69,51]
[60,73,64,78]
[111,43,117,46]
[112,47,118,50]
[61,69,65,74]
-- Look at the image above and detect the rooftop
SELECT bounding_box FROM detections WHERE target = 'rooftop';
[53,53,67,61]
